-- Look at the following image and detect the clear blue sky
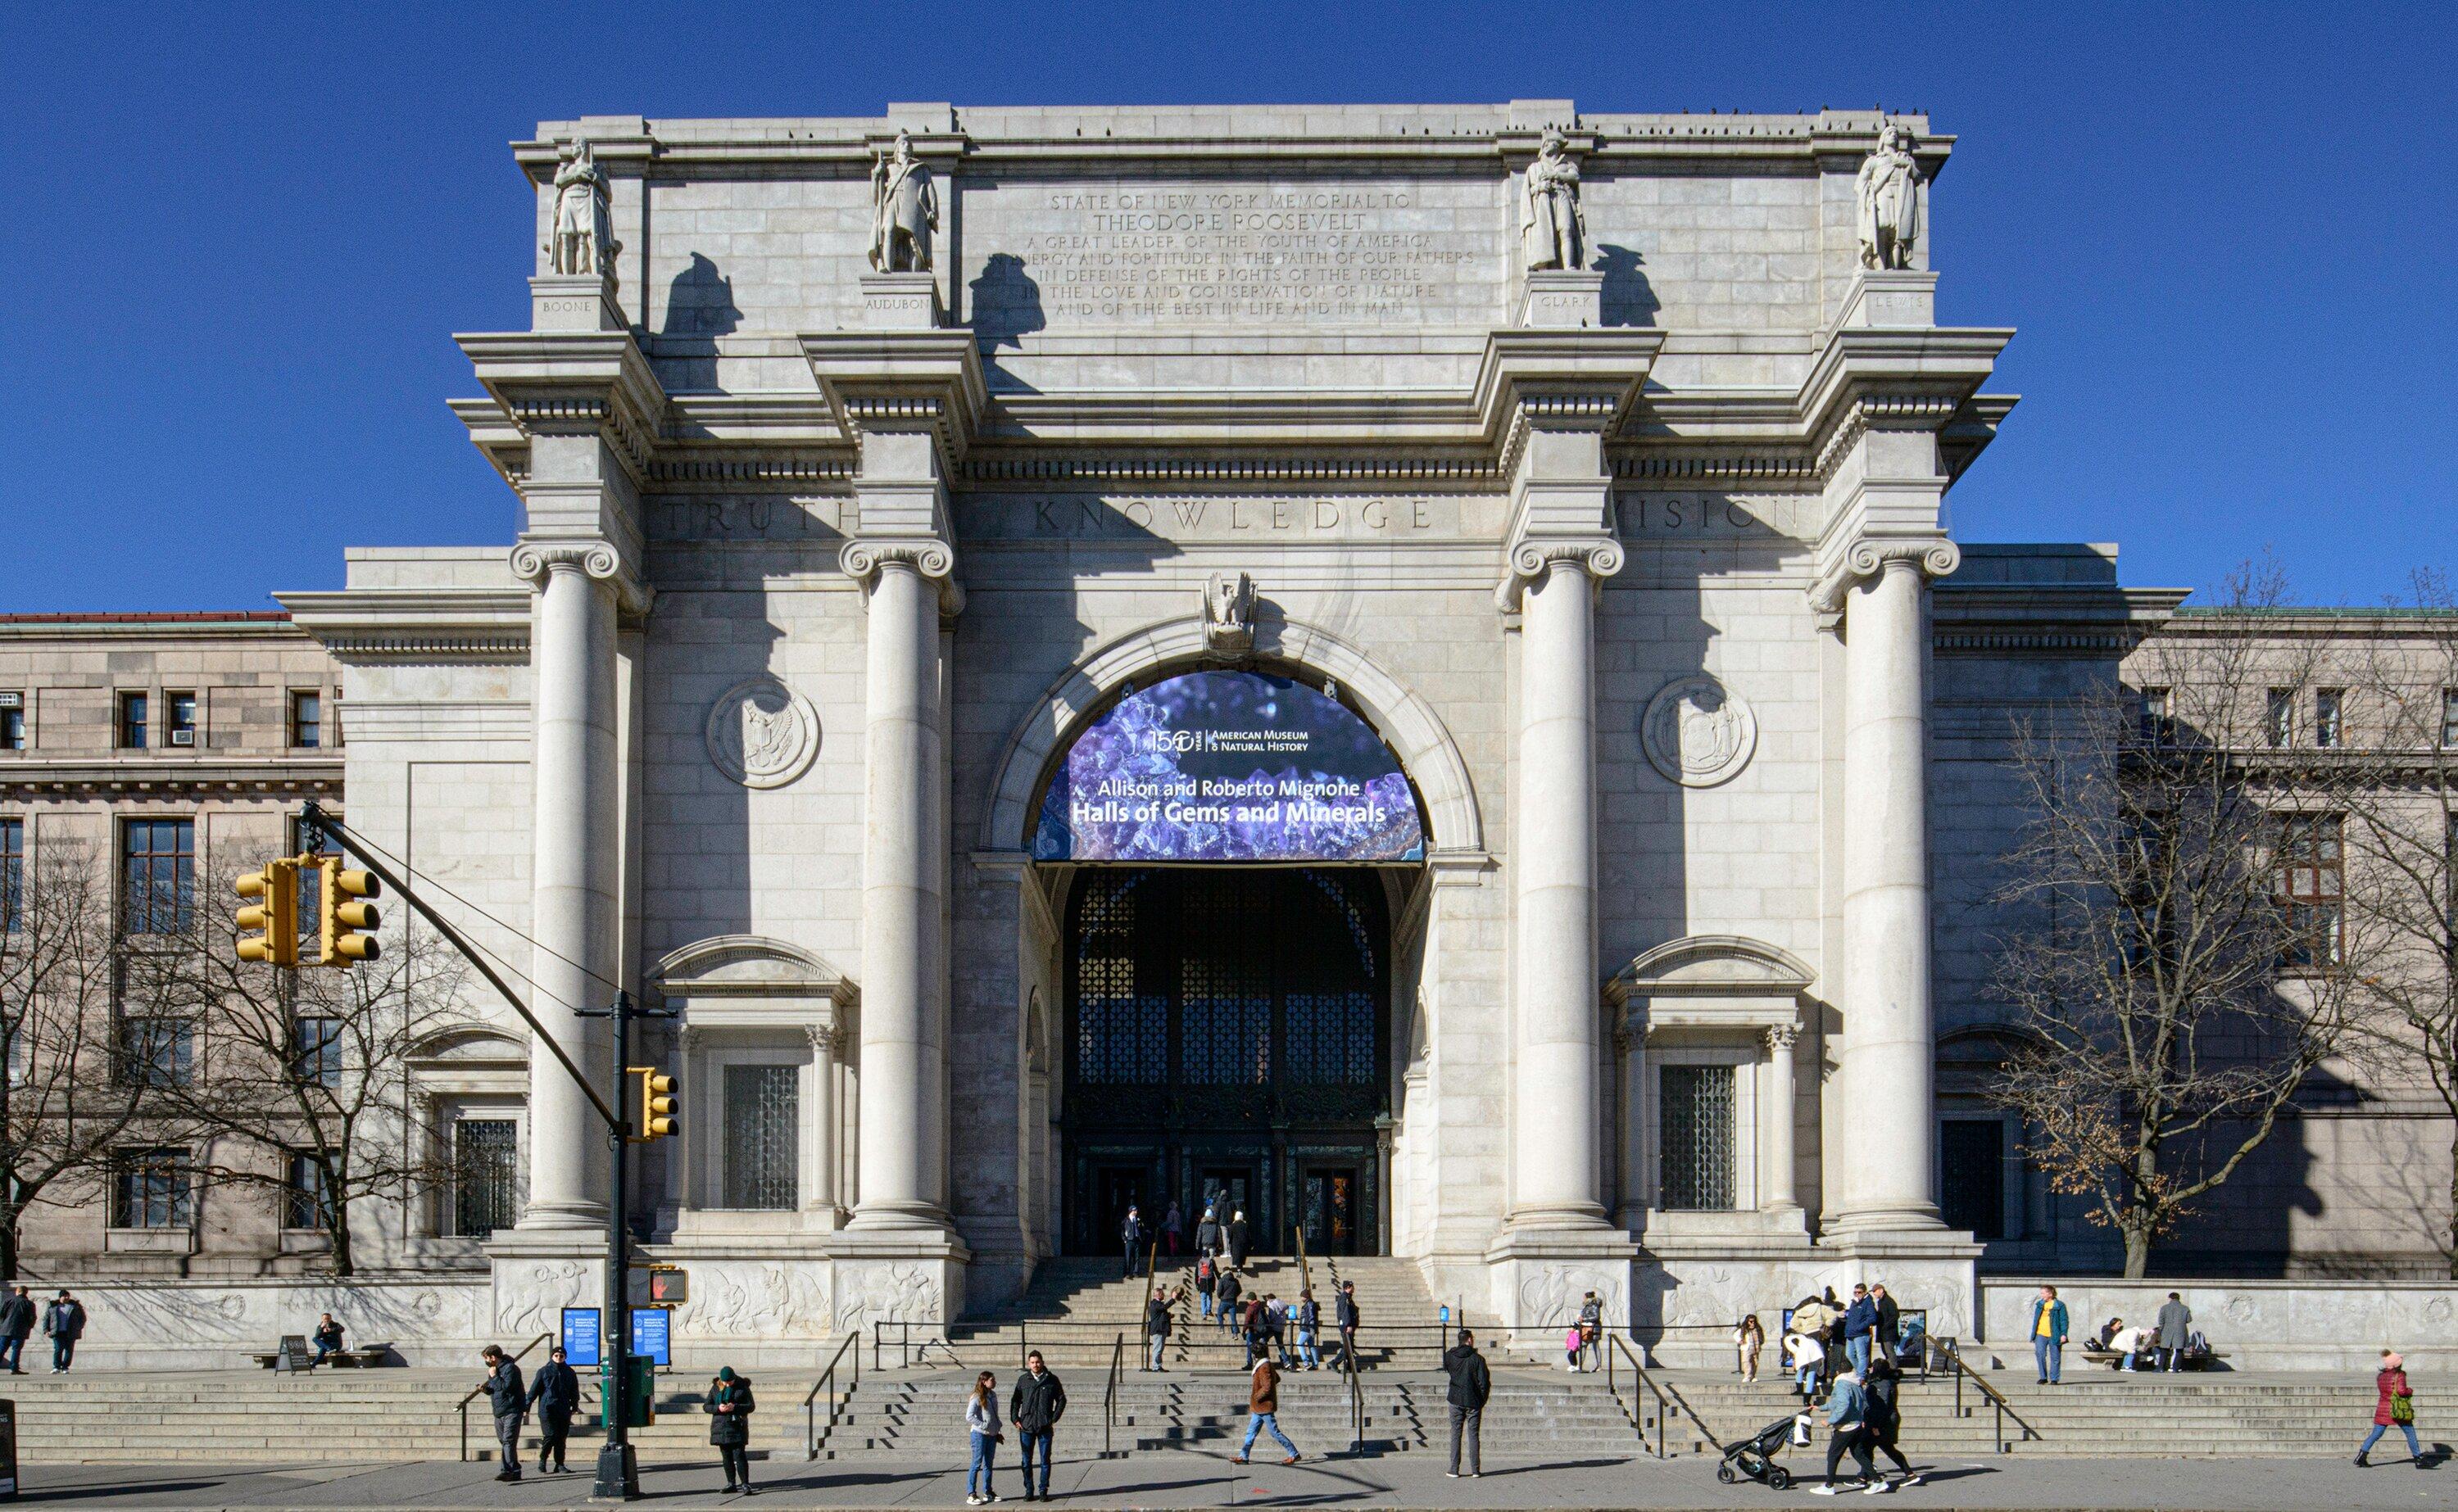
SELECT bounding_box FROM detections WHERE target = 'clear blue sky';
[2,2,2450,611]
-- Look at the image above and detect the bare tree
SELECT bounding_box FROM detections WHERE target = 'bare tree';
[120,859,474,1275]
[1989,561,2367,1277]
[2334,570,2458,1275]
[0,841,159,1280]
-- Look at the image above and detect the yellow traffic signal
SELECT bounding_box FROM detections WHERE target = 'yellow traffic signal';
[315,858,382,967]
[234,858,301,967]
[630,1066,678,1142]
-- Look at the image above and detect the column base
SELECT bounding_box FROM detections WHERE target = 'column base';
[1485,1220,1639,1356]
[1818,1225,1983,1342]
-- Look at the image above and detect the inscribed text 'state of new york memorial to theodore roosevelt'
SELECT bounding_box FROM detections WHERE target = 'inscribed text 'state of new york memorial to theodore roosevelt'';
[46,100,2436,1366]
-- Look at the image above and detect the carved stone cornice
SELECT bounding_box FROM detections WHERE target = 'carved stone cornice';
[455,331,665,490]
[0,758,344,801]
[800,328,989,471]
[1807,536,1960,616]
[838,537,964,616]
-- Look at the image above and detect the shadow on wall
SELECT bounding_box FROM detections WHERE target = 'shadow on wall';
[969,252,1046,353]
[659,252,742,392]
[1594,244,1661,328]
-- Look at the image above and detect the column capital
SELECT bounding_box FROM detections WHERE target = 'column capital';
[840,536,964,615]
[1763,1023,1801,1053]
[804,1022,843,1059]
[509,536,651,616]
[1807,534,1959,615]
[1494,535,1625,613]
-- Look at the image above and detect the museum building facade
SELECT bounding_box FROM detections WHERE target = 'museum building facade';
[14,102,2451,1358]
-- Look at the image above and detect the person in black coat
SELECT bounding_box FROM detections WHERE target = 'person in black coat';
[43,1291,85,1374]
[1863,1356,1923,1487]
[1145,1292,1173,1373]
[705,1366,757,1492]
[525,1346,583,1473]
[1871,1284,1901,1366]
[1196,1206,1222,1258]
[311,1313,346,1365]
[0,1286,36,1374]
[1442,1329,1492,1478]
[1121,1206,1147,1279]
[1009,1351,1067,1502]
[478,1345,527,1481]
[1227,1210,1249,1268]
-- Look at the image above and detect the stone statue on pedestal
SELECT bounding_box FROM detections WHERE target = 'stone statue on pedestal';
[1520,127,1587,272]
[549,140,619,279]
[869,130,940,274]
[1203,571,1255,655]
[1856,122,1923,271]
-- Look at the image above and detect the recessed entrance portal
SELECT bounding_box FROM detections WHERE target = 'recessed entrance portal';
[1060,866,1394,1256]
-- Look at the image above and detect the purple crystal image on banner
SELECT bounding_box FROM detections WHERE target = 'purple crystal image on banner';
[1033,670,1425,862]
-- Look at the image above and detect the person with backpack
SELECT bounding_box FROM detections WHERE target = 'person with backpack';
[1863,1356,1924,1488]
[1196,1253,1218,1322]
[2356,1349,2424,1468]
[1217,1266,1244,1333]
[1240,1294,1268,1369]
[1440,1327,1490,1478]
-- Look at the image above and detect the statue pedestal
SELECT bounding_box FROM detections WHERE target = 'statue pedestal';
[859,273,944,330]
[1519,268,1604,328]
[1837,269,1938,329]
[530,274,624,333]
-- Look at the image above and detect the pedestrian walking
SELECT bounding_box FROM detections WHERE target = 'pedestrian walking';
[2029,1284,2068,1385]
[2356,1350,2424,1468]
[1009,1350,1066,1501]
[1295,1292,1322,1369]
[1145,1291,1172,1372]
[1196,1253,1218,1321]
[1871,1284,1900,1368]
[1809,1366,1877,1495]
[1735,1314,1764,1381]
[2155,1292,2193,1372]
[1268,1294,1296,1370]
[1217,1267,1244,1332]
[477,1344,527,1482]
[1441,1327,1490,1478]
[0,1285,36,1374]
[1241,1294,1268,1369]
[1160,1201,1184,1260]
[705,1365,758,1493]
[1334,1280,1359,1369]
[965,1369,1003,1505]
[1576,1289,1603,1372]
[1227,1209,1249,1268]
[1121,1205,1147,1279]
[1863,1356,1924,1487]
[1232,1356,1301,1464]
[525,1345,581,1473]
[1842,1283,1877,1375]
[42,1289,84,1374]
[1196,1204,1222,1258]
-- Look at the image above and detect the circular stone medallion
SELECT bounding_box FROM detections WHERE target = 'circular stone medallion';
[1641,674,1757,788]
[706,677,821,789]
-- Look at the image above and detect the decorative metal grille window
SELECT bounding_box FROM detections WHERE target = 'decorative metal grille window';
[452,1118,520,1238]
[1659,1064,1737,1211]
[1285,992,1376,1084]
[1180,957,1270,1085]
[723,1063,799,1211]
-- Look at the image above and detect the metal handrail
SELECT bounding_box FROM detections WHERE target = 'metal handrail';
[455,1331,551,1464]
[1101,1332,1124,1459]
[1603,1333,1670,1459]
[1935,1337,2042,1450]
[872,1319,960,1371]
[803,1332,862,1460]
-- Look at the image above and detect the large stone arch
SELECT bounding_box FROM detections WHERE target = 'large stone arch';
[981,613,1485,856]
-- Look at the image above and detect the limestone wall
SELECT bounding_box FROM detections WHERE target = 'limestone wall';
[1979,1276,2458,1373]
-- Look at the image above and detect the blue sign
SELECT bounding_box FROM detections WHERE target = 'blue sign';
[560,1307,601,1367]
[1034,670,1424,862]
[631,1307,672,1366]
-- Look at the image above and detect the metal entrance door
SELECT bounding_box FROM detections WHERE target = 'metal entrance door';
[1062,867,1390,1256]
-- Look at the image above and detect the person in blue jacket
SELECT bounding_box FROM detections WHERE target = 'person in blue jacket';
[1840,1284,1878,1375]
[2028,1284,2069,1385]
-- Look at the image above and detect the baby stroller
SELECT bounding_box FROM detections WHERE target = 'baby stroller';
[1714,1413,1807,1490]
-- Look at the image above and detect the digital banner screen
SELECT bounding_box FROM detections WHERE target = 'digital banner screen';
[1033,670,1424,862]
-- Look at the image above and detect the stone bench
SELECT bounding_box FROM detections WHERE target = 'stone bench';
[2079,1344,2227,1369]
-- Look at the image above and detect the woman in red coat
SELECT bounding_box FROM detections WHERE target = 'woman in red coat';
[2356,1350,2421,1467]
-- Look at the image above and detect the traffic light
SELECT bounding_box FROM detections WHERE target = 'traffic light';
[315,858,382,967]
[234,858,302,967]
[630,1066,678,1142]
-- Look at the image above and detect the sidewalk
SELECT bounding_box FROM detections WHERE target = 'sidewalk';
[6,1447,2447,1510]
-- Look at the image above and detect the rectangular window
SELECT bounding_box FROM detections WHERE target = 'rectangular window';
[0,691,24,751]
[166,690,197,748]
[2136,686,2171,747]
[2275,813,2345,968]
[117,690,150,750]
[1939,1119,2006,1240]
[290,690,323,749]
[1,817,20,934]
[2315,689,2342,749]
[1658,1063,1737,1211]
[118,1016,194,1088]
[120,818,194,935]
[292,1016,343,1086]
[452,1119,521,1238]
[284,1153,332,1231]
[723,1063,799,1211]
[2442,690,2458,750]
[112,1148,192,1229]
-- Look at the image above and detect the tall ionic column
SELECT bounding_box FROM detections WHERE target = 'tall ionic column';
[1617,1022,1648,1227]
[841,541,956,1233]
[1833,542,1956,1231]
[1762,1025,1800,1214]
[1508,541,1622,1229]
[510,540,624,1230]
[805,1024,841,1220]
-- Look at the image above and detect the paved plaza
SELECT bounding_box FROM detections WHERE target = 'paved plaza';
[6,1449,2447,1511]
